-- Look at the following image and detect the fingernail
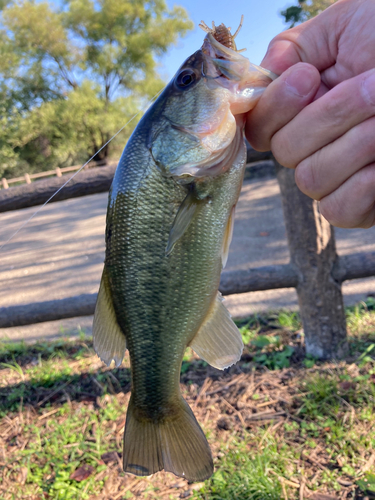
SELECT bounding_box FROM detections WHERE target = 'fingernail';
[285,67,316,97]
[362,69,375,106]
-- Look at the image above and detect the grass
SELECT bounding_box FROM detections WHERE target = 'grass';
[1,300,375,499]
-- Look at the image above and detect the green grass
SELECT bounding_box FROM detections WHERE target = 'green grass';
[4,398,124,499]
[193,359,375,500]
[1,301,375,499]
[195,434,289,499]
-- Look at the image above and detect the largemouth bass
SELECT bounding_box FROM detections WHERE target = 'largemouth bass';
[93,21,275,481]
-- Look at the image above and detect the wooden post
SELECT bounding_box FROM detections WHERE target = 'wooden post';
[1,178,8,189]
[24,173,31,184]
[275,161,348,359]
[55,167,62,177]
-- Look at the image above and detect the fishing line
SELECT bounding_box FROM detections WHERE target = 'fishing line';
[0,87,165,252]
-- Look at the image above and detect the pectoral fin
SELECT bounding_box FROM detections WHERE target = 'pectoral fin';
[221,205,236,268]
[166,191,200,256]
[189,293,243,370]
[93,267,126,367]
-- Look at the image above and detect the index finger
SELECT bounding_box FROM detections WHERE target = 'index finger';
[245,62,321,151]
[260,2,347,75]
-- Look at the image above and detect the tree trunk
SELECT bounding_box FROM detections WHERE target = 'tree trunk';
[275,161,348,359]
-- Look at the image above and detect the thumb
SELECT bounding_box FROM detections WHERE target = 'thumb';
[260,5,344,75]
[246,62,321,152]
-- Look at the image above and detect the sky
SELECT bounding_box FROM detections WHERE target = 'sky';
[161,0,290,78]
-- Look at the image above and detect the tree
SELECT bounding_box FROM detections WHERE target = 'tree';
[278,0,349,360]
[0,0,193,178]
[281,0,338,27]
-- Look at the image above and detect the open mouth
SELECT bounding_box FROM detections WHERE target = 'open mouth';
[202,33,277,92]
[202,34,245,82]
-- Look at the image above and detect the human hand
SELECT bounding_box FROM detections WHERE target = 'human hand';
[245,0,375,228]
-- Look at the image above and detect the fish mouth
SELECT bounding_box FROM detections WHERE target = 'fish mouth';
[202,33,248,80]
[201,33,277,105]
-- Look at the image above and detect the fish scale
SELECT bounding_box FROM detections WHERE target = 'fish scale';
[108,134,242,405]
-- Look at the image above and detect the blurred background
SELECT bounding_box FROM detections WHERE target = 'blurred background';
[0,0,295,181]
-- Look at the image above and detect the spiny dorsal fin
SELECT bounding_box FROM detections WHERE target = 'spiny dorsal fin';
[189,293,243,370]
[93,266,126,367]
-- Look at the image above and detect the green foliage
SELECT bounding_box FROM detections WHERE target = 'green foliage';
[281,0,338,27]
[280,4,304,27]
[18,402,120,498]
[277,310,300,331]
[195,435,286,500]
[0,0,193,177]
[239,324,258,345]
[237,310,300,369]
[303,354,317,368]
[1,359,25,380]
[0,336,93,366]
[357,473,375,495]
[254,343,294,370]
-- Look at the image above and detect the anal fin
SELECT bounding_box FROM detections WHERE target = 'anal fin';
[93,266,126,367]
[189,293,243,370]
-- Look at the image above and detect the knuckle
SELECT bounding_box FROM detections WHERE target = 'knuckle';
[320,164,375,229]
[319,195,346,228]
[245,125,270,152]
[321,93,348,127]
[356,117,375,158]
[295,158,316,198]
[271,131,297,169]
[361,71,375,109]
[295,151,324,199]
[358,214,375,229]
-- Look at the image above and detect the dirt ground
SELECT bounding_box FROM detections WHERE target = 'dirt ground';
[1,327,375,500]
[1,174,375,342]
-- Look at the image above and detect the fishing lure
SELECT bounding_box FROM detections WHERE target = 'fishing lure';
[199,15,245,52]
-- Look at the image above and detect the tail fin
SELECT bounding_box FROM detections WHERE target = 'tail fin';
[123,396,213,481]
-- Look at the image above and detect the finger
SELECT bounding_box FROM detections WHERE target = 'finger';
[320,2,375,88]
[261,37,305,75]
[295,115,375,200]
[272,69,375,169]
[245,63,320,151]
[319,164,375,228]
[260,2,348,76]
[313,80,330,101]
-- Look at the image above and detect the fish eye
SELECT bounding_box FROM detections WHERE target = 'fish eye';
[175,69,197,89]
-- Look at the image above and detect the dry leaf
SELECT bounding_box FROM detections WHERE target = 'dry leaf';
[339,381,355,392]
[17,467,28,485]
[101,451,119,464]
[70,464,95,481]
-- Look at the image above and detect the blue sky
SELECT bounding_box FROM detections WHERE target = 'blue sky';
[162,0,290,78]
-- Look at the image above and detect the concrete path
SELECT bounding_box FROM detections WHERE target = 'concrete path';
[1,175,375,342]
